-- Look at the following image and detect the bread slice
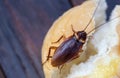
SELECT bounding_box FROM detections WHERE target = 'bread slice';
[42,0,107,78]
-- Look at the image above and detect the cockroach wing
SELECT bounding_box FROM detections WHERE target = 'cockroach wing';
[51,36,84,67]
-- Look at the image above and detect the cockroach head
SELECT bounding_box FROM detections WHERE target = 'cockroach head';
[77,31,87,42]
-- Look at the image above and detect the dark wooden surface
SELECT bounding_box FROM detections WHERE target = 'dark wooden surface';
[0,0,71,78]
[0,0,119,78]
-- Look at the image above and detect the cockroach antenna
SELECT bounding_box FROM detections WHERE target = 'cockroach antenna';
[87,15,120,35]
[83,0,102,31]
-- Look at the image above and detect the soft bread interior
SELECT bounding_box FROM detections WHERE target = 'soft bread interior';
[67,5,120,78]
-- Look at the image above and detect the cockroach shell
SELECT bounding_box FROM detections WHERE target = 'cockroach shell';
[42,1,96,78]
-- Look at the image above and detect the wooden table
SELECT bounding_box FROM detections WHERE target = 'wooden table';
[0,0,119,78]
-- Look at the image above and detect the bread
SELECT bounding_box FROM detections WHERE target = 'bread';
[42,0,108,78]
[67,5,120,78]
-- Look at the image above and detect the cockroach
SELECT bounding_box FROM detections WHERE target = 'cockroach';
[42,0,120,67]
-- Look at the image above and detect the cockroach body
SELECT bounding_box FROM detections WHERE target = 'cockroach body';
[43,29,87,67]
[51,30,87,67]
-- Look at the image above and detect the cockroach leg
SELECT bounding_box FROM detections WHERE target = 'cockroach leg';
[58,64,65,73]
[71,25,77,34]
[52,35,66,44]
[42,46,57,65]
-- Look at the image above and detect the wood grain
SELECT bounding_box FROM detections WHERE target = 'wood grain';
[0,0,71,78]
